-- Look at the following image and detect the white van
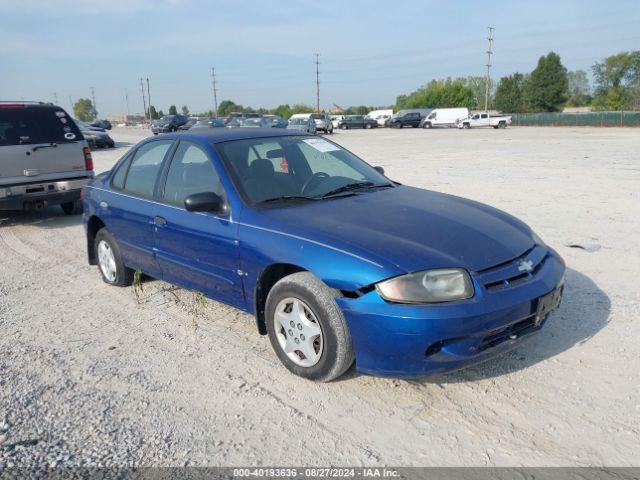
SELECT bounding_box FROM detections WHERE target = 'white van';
[421,108,469,128]
[366,109,393,127]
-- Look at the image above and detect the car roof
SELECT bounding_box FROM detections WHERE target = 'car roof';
[158,128,309,144]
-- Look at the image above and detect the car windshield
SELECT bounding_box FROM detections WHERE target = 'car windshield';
[289,118,308,125]
[216,136,392,205]
[241,118,264,126]
[310,114,324,120]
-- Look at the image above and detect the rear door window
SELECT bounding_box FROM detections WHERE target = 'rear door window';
[124,140,173,198]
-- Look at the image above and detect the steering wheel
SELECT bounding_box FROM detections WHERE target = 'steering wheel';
[301,172,330,195]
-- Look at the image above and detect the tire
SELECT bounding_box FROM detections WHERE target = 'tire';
[94,228,134,287]
[493,126,499,129]
[498,121,506,129]
[463,123,470,129]
[60,200,81,215]
[265,272,354,382]
[365,123,372,129]
[426,122,432,129]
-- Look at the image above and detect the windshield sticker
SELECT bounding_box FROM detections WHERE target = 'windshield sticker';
[302,138,340,153]
[55,111,66,117]
[64,132,76,140]
[60,117,67,124]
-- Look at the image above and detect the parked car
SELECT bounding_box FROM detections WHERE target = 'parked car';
[309,113,333,134]
[151,115,189,134]
[286,117,316,134]
[0,101,93,213]
[330,115,344,129]
[457,112,512,129]
[74,119,115,148]
[178,119,198,130]
[388,111,422,128]
[262,115,288,128]
[366,109,393,127]
[421,108,469,128]
[83,129,565,381]
[191,118,227,129]
[338,115,378,129]
[91,119,112,130]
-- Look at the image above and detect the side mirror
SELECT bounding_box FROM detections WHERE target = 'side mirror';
[374,166,385,175]
[184,192,227,214]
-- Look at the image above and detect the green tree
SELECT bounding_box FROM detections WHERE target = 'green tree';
[73,98,97,122]
[158,110,165,117]
[217,100,243,117]
[566,70,592,107]
[395,79,476,110]
[592,51,640,110]
[494,73,526,113]
[181,105,189,116]
[149,105,159,119]
[168,105,178,115]
[459,76,492,110]
[523,52,568,112]
[273,104,292,118]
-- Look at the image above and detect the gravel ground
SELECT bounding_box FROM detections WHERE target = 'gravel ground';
[1,126,639,468]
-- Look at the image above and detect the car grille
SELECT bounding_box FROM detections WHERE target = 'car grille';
[477,314,540,351]
[475,245,548,292]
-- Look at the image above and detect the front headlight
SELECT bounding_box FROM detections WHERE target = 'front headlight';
[376,268,474,304]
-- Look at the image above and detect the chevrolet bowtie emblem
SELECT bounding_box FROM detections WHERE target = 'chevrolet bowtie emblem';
[517,260,534,272]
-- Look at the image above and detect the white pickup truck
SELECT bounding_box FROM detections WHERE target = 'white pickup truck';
[457,112,512,129]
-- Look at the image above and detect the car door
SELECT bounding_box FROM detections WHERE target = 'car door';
[480,113,490,127]
[154,140,242,307]
[104,139,174,277]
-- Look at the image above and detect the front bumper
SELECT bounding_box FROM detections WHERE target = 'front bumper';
[0,178,90,211]
[337,248,566,377]
[151,126,171,134]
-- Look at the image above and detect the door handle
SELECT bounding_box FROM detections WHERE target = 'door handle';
[154,216,167,226]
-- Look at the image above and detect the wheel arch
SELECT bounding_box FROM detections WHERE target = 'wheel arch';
[253,263,308,335]
[86,215,106,265]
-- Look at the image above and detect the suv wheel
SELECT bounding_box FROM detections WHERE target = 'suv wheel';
[266,272,354,382]
[94,228,134,287]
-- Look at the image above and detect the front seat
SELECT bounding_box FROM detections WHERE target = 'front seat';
[244,159,281,202]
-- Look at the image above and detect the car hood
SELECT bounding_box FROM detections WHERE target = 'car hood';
[256,185,534,273]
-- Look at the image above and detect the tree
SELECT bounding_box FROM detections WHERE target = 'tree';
[460,76,492,110]
[273,104,292,119]
[396,79,476,110]
[149,105,159,119]
[168,105,178,115]
[181,105,189,116]
[494,73,526,113]
[566,70,591,107]
[73,98,97,122]
[217,100,243,117]
[592,51,640,110]
[523,52,568,112]
[158,110,165,118]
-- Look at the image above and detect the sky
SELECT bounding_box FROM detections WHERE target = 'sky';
[1,0,639,116]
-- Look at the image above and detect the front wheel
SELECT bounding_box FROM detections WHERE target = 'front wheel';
[94,228,134,287]
[266,272,354,382]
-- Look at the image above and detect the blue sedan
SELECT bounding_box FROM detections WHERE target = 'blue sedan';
[82,128,565,381]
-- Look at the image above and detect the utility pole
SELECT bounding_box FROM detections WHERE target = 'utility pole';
[125,88,130,116]
[146,78,152,119]
[210,67,219,117]
[315,53,321,113]
[484,26,494,112]
[140,77,148,122]
[90,87,97,115]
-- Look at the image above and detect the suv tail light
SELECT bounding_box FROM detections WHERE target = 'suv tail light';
[83,147,94,171]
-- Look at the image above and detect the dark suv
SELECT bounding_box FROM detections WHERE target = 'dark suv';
[388,112,422,128]
[151,115,189,134]
[0,101,94,213]
[338,115,378,129]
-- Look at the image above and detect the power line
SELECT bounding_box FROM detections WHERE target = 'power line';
[315,53,320,113]
[210,67,219,117]
[485,26,494,112]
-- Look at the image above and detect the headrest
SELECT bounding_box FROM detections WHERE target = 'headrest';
[266,149,283,159]
[250,158,275,177]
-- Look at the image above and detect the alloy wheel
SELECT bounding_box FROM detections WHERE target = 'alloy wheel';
[97,240,117,282]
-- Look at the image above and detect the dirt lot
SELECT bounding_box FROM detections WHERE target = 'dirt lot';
[1,126,639,468]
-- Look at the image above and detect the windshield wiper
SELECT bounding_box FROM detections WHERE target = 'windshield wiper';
[256,195,317,205]
[319,181,393,199]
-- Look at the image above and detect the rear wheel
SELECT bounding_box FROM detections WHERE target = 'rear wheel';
[463,123,471,129]
[266,272,354,382]
[498,121,506,129]
[94,228,134,287]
